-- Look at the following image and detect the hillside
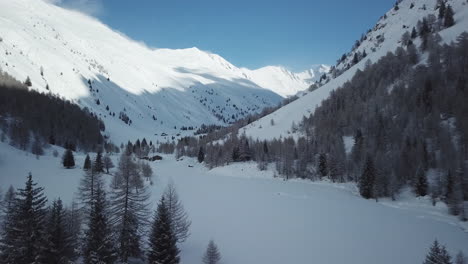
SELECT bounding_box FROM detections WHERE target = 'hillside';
[0,0,325,144]
[241,0,468,140]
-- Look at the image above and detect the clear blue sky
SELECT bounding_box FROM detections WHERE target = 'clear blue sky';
[58,0,394,71]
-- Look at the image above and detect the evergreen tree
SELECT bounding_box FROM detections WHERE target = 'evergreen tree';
[423,240,453,264]
[411,27,418,39]
[84,154,92,171]
[163,182,191,243]
[93,151,104,173]
[438,0,446,19]
[0,173,47,264]
[24,76,32,87]
[359,156,376,199]
[202,240,221,264]
[415,168,428,197]
[44,198,75,263]
[318,153,328,178]
[62,149,75,169]
[83,184,116,264]
[147,197,180,264]
[110,152,150,262]
[444,5,455,28]
[78,167,103,212]
[198,146,205,163]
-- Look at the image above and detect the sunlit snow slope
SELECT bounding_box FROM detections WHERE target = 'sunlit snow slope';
[0,0,324,144]
[242,0,468,140]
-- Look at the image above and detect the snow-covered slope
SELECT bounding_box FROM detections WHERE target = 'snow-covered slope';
[0,0,323,144]
[242,0,468,140]
[1,141,467,263]
[241,64,330,97]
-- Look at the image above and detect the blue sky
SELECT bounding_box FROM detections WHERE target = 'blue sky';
[55,0,393,71]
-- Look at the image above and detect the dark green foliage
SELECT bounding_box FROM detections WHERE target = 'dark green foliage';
[411,27,418,39]
[444,5,455,28]
[62,149,75,169]
[147,197,180,264]
[318,153,328,178]
[359,156,376,199]
[423,240,453,264]
[44,198,76,263]
[438,0,446,19]
[83,185,116,264]
[202,240,221,264]
[24,76,32,86]
[93,152,104,173]
[198,146,205,163]
[84,154,92,170]
[0,72,104,152]
[415,168,428,197]
[0,173,48,264]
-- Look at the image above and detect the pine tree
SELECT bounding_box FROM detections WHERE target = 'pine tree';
[423,240,453,264]
[415,168,428,197]
[444,5,455,28]
[147,197,180,264]
[44,198,75,263]
[438,0,446,19]
[411,27,418,39]
[318,153,328,178]
[93,151,104,173]
[202,240,221,264]
[83,184,116,264]
[0,173,47,264]
[359,156,376,199]
[78,167,103,212]
[62,149,75,169]
[198,146,205,163]
[163,182,191,243]
[110,152,149,262]
[84,154,92,171]
[24,76,32,87]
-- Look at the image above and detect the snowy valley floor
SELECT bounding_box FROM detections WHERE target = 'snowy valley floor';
[0,142,467,264]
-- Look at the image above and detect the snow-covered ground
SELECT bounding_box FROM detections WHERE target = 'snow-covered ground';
[242,0,468,141]
[1,142,467,264]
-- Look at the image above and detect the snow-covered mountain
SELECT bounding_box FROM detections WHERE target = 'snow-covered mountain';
[242,0,468,140]
[0,0,323,143]
[240,64,330,97]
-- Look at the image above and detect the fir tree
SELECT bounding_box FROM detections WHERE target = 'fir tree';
[444,5,455,28]
[411,27,418,39]
[415,168,428,197]
[438,0,446,19]
[44,198,75,263]
[359,156,376,199]
[202,240,221,264]
[24,76,32,87]
[84,154,92,171]
[423,240,453,264]
[31,135,44,156]
[163,182,191,243]
[93,151,104,173]
[318,153,328,178]
[147,197,180,264]
[78,167,103,212]
[83,184,116,264]
[62,149,75,169]
[0,173,47,264]
[198,146,205,163]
